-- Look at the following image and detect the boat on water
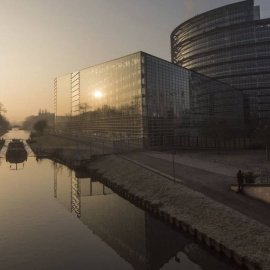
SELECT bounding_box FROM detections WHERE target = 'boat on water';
[6,139,28,164]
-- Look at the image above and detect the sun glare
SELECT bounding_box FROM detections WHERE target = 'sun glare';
[94,91,102,98]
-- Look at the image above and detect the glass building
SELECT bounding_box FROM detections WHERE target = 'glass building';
[171,0,270,126]
[54,52,243,147]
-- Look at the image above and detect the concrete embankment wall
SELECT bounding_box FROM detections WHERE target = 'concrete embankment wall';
[89,155,270,270]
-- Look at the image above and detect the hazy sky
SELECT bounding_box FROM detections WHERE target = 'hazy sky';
[1,0,270,122]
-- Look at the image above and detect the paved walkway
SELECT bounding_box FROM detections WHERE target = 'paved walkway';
[23,140,35,157]
[122,151,270,228]
[143,151,239,177]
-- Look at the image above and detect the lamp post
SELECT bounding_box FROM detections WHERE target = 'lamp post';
[171,149,176,182]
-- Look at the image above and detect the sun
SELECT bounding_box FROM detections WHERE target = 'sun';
[94,90,102,98]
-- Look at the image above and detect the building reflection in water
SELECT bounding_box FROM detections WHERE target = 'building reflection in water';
[53,163,238,270]
[6,153,27,170]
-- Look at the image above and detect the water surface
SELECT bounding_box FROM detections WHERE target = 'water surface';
[1,128,30,140]
[0,129,240,269]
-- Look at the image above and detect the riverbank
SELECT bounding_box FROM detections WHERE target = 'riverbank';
[0,130,7,151]
[28,134,92,161]
[0,138,5,152]
[0,139,4,147]
[29,134,270,172]
[28,135,270,269]
[88,155,270,270]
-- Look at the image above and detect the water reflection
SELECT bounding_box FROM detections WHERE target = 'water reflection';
[0,128,240,269]
[54,164,239,270]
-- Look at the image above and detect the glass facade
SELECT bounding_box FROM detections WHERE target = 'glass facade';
[54,74,71,132]
[171,0,270,125]
[55,52,244,147]
[79,53,143,139]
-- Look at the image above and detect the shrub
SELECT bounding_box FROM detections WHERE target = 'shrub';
[30,132,40,139]
[33,120,47,135]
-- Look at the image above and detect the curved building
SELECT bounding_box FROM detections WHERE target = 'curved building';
[171,0,270,126]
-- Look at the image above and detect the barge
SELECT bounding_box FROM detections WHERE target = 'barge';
[6,139,27,164]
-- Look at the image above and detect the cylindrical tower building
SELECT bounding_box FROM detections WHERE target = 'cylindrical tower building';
[171,0,270,126]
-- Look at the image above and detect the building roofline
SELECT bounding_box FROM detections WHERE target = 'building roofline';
[56,50,242,93]
[79,51,142,73]
[173,17,270,50]
[55,51,143,79]
[140,52,242,93]
[171,0,254,38]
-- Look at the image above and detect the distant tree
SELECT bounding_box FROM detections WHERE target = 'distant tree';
[22,110,54,131]
[22,115,37,130]
[0,114,10,133]
[0,102,10,134]
[33,120,48,135]
[0,102,7,114]
[79,103,90,113]
[254,120,270,160]
[201,116,233,154]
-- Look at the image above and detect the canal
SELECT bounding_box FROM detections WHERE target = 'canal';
[0,129,240,269]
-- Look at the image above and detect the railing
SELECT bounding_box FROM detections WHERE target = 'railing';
[161,136,260,150]
[50,132,145,155]
[50,131,264,155]
[257,169,270,184]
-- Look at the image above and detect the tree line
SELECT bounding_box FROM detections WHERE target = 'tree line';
[0,102,10,135]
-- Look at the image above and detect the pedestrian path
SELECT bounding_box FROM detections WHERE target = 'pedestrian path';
[123,151,270,228]
[23,140,35,157]
[142,151,238,178]
[119,155,183,184]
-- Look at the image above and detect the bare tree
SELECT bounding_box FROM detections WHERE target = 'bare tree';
[0,102,10,134]
[0,102,7,115]
[201,116,233,154]
[79,103,90,113]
